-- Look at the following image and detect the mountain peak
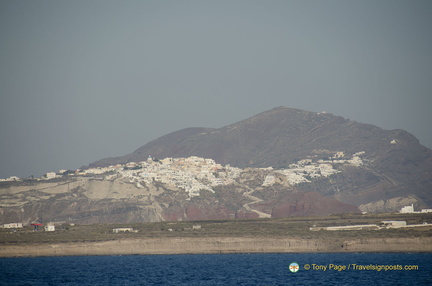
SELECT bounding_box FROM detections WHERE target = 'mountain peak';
[2,107,431,224]
[88,106,432,212]
[90,106,428,169]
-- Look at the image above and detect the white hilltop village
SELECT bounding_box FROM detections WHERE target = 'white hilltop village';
[2,150,432,231]
[1,152,366,199]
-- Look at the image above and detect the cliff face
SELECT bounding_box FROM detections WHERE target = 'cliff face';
[0,160,360,224]
[0,177,164,225]
[2,107,431,224]
[89,107,432,212]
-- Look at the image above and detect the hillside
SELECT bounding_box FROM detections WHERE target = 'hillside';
[1,106,431,224]
[90,107,432,212]
[0,156,359,224]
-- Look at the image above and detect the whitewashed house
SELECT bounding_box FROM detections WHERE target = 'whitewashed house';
[45,172,57,179]
[44,224,55,231]
[113,228,138,233]
[3,223,23,229]
[380,221,407,228]
[400,204,415,213]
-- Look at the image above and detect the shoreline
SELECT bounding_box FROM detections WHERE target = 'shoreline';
[1,237,431,257]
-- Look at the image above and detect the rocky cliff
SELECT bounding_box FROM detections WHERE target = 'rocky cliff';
[0,157,360,224]
[1,107,431,224]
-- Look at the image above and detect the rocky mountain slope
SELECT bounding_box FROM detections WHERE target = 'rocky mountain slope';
[0,156,359,224]
[1,106,431,224]
[90,106,432,213]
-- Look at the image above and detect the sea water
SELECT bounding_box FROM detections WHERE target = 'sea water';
[0,253,431,285]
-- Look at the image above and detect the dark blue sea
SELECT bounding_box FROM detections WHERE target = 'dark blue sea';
[0,253,431,285]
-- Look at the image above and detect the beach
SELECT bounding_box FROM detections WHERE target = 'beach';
[1,237,431,257]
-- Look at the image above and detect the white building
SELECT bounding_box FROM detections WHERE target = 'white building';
[310,224,379,231]
[0,176,20,182]
[3,223,23,229]
[45,172,57,179]
[44,224,55,231]
[113,228,138,233]
[399,204,432,214]
[380,221,407,228]
[400,204,415,213]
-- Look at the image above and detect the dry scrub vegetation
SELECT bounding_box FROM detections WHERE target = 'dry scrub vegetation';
[1,213,431,244]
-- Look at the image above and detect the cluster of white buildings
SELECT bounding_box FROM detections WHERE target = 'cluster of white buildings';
[113,153,365,197]
[262,151,365,186]
[0,176,21,182]
[400,204,432,214]
[2,222,55,231]
[310,220,428,231]
[3,223,23,229]
[1,152,368,199]
[117,156,242,198]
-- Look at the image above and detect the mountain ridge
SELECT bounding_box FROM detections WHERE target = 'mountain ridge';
[89,106,432,212]
[91,106,425,169]
[1,106,431,224]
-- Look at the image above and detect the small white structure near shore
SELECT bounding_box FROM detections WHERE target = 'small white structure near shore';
[399,204,432,214]
[310,224,379,231]
[45,172,57,179]
[380,221,407,228]
[44,224,55,232]
[3,223,23,229]
[400,204,415,213]
[113,228,138,233]
[310,220,431,231]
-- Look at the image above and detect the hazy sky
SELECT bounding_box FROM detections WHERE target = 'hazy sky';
[1,0,431,178]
